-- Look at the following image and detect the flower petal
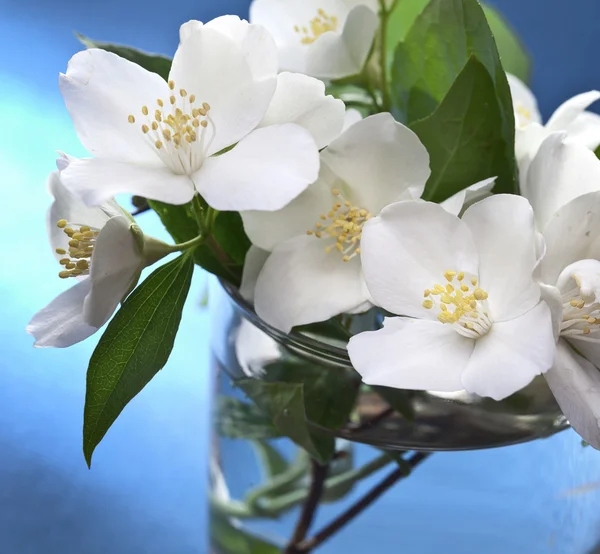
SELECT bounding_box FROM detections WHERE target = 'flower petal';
[83,216,143,328]
[321,113,430,212]
[546,90,600,132]
[545,340,600,449]
[461,195,540,322]
[565,111,600,151]
[440,177,496,217]
[59,49,169,164]
[461,302,555,400]
[169,25,276,155]
[26,280,97,348]
[259,72,345,149]
[47,170,111,261]
[343,108,363,131]
[515,122,549,186]
[61,157,195,206]
[241,165,335,251]
[348,317,474,392]
[254,234,368,332]
[360,201,478,318]
[525,133,600,231]
[240,246,270,302]
[195,124,319,212]
[507,73,542,127]
[540,191,600,286]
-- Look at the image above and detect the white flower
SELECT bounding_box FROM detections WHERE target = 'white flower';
[59,17,340,212]
[241,113,431,332]
[523,136,600,447]
[507,73,600,183]
[440,177,497,217]
[249,0,380,80]
[348,195,556,401]
[27,168,168,348]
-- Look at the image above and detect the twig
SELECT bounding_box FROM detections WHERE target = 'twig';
[284,461,330,554]
[349,407,396,433]
[294,452,431,553]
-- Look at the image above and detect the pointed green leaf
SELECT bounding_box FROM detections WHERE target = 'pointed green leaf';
[76,33,172,80]
[215,397,280,440]
[83,255,193,466]
[210,510,280,554]
[411,57,509,202]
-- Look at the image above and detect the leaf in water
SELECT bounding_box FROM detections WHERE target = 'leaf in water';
[411,57,510,203]
[483,4,531,84]
[391,0,516,195]
[216,397,280,440]
[372,386,417,422]
[210,510,281,554]
[83,255,193,466]
[251,441,291,480]
[75,33,172,80]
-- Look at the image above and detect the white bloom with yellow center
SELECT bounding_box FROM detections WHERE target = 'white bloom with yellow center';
[27,168,169,348]
[241,113,431,332]
[522,137,600,448]
[58,17,341,212]
[249,0,379,80]
[508,73,600,184]
[348,195,556,401]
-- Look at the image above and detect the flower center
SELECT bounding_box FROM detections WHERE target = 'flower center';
[294,9,339,45]
[515,102,533,127]
[306,188,372,262]
[128,80,216,175]
[560,287,600,342]
[423,271,492,338]
[54,219,101,279]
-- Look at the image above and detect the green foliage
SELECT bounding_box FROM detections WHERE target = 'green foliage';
[386,0,430,62]
[210,510,280,554]
[390,0,517,199]
[237,362,360,464]
[483,5,531,84]
[216,397,280,440]
[372,386,417,421]
[75,33,172,80]
[83,255,193,466]
[411,57,510,202]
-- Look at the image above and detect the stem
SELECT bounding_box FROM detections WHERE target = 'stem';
[166,234,207,253]
[294,452,431,553]
[284,461,329,553]
[378,0,392,112]
[349,407,396,433]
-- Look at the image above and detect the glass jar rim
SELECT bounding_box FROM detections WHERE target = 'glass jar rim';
[221,281,353,367]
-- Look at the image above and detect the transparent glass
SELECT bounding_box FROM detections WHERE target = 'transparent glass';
[209,282,600,554]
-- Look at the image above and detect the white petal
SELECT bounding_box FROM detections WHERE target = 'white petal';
[461,195,540,322]
[565,111,600,151]
[515,123,550,187]
[507,73,542,127]
[259,72,345,149]
[540,283,564,341]
[568,337,600,370]
[525,133,600,230]
[556,259,600,302]
[47,171,111,260]
[304,5,379,79]
[343,108,363,131]
[61,157,195,206]
[179,20,203,42]
[360,201,478,318]
[83,215,143,328]
[348,317,474,392]
[204,16,278,83]
[254,235,368,332]
[195,124,319,212]
[546,90,600,132]
[59,49,169,164]
[169,25,276,155]
[461,302,555,400]
[240,246,270,302]
[241,166,335,251]
[440,177,496,217]
[541,191,600,285]
[26,280,97,348]
[440,190,467,217]
[545,340,600,449]
[321,113,431,212]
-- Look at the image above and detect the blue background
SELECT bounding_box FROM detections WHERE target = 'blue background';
[2,0,600,552]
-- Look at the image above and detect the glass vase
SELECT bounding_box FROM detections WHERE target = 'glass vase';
[209,282,600,554]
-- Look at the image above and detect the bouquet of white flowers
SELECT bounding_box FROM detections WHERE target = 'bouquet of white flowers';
[25,0,600,549]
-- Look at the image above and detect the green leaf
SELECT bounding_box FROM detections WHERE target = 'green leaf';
[483,4,531,84]
[236,380,336,465]
[372,386,416,421]
[75,33,172,80]
[391,0,517,195]
[83,255,193,466]
[411,56,513,202]
[215,397,280,440]
[210,510,280,554]
[148,200,246,285]
[251,441,291,480]
[386,0,430,60]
